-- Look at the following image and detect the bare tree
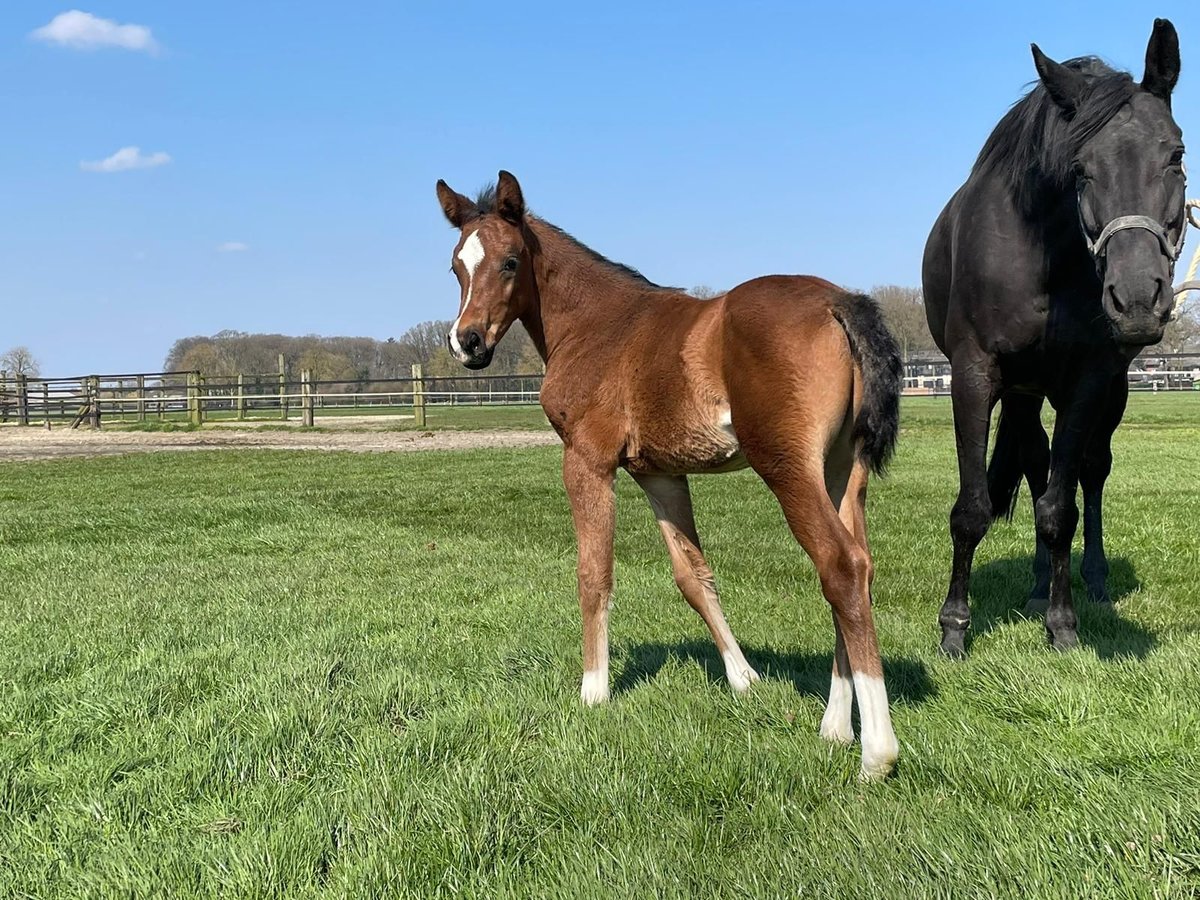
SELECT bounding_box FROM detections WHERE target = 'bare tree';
[870,285,937,360]
[689,285,724,300]
[1,346,40,378]
[1160,304,1200,354]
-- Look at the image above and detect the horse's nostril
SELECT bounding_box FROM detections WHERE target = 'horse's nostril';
[1108,286,1125,314]
[464,329,483,354]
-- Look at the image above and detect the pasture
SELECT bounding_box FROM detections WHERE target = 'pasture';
[1,395,1199,897]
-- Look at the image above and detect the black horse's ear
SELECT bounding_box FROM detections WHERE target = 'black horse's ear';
[1142,18,1180,105]
[1032,44,1087,114]
[436,180,479,228]
[495,170,525,225]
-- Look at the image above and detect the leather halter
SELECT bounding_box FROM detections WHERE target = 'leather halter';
[1083,213,1187,262]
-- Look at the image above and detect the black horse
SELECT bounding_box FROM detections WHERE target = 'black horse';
[923,19,1187,656]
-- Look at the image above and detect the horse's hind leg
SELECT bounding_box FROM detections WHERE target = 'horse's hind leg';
[820,457,872,746]
[633,473,759,692]
[1001,394,1051,612]
[941,351,1001,657]
[758,458,898,780]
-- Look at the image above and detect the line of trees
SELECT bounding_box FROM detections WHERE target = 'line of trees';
[157,284,1199,387]
[163,321,543,384]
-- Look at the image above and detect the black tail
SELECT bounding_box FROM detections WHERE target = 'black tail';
[987,405,1023,521]
[832,293,903,475]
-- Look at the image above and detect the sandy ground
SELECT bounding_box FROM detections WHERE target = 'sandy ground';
[0,426,560,462]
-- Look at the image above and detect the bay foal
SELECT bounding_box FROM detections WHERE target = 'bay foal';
[436,172,903,779]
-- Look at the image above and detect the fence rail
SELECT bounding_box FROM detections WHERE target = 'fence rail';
[0,366,551,428]
[3,354,1200,428]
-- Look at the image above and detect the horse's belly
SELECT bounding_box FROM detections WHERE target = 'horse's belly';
[623,408,749,475]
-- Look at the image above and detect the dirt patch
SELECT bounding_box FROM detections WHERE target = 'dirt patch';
[0,427,560,462]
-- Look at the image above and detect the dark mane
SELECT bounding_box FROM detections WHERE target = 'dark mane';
[472,183,672,290]
[973,57,1138,217]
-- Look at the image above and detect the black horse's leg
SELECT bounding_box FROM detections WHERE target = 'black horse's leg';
[940,351,1000,657]
[1079,374,1128,605]
[1035,375,1108,650]
[1021,404,1052,612]
[1001,394,1052,612]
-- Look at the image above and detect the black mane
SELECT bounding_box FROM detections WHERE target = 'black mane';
[973,57,1138,217]
[472,184,668,289]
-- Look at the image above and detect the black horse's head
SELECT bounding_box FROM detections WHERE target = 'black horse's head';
[1034,19,1185,345]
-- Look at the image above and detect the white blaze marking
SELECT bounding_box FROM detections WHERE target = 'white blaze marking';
[819,672,854,744]
[580,668,609,706]
[852,673,899,781]
[449,230,485,359]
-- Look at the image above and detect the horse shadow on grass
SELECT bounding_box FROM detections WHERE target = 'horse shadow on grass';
[969,554,1156,660]
[613,638,936,706]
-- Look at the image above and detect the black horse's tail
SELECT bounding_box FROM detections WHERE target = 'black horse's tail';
[987,404,1023,521]
[833,293,903,475]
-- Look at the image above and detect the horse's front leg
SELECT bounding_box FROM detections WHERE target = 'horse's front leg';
[562,450,617,705]
[1080,374,1128,606]
[1036,376,1109,650]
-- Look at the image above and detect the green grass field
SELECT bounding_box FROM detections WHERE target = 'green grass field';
[1,395,1199,897]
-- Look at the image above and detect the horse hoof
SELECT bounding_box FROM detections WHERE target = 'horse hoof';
[1087,588,1113,606]
[819,719,854,746]
[940,630,968,659]
[1023,596,1050,616]
[728,665,760,695]
[858,747,899,782]
[1048,630,1079,652]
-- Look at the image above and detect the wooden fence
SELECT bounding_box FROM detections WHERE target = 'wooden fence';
[3,352,1199,429]
[0,366,548,429]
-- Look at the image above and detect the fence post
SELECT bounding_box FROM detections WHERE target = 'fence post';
[16,374,29,426]
[89,376,101,429]
[236,374,245,421]
[411,364,426,428]
[187,372,201,426]
[137,375,146,422]
[42,381,50,428]
[278,354,287,420]
[302,369,314,427]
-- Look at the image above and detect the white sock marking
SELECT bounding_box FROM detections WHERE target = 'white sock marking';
[580,668,609,706]
[722,649,759,694]
[449,230,485,360]
[852,672,899,781]
[820,672,854,744]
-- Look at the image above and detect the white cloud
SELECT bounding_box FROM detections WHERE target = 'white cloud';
[80,146,171,173]
[31,10,159,53]
[216,242,249,253]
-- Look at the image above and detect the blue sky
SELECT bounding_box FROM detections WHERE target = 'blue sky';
[1,1,1197,375]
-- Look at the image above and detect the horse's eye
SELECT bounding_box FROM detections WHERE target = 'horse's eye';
[1072,162,1088,181]
[501,257,519,274]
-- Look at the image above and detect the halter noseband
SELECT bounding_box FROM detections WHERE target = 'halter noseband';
[1084,213,1187,263]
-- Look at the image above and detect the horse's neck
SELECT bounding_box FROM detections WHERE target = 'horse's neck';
[522,220,647,364]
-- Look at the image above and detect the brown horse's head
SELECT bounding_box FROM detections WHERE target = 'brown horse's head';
[435,170,533,369]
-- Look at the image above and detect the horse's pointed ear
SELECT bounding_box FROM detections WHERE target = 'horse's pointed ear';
[1032,44,1087,114]
[1142,18,1180,105]
[495,170,525,225]
[436,180,478,229]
